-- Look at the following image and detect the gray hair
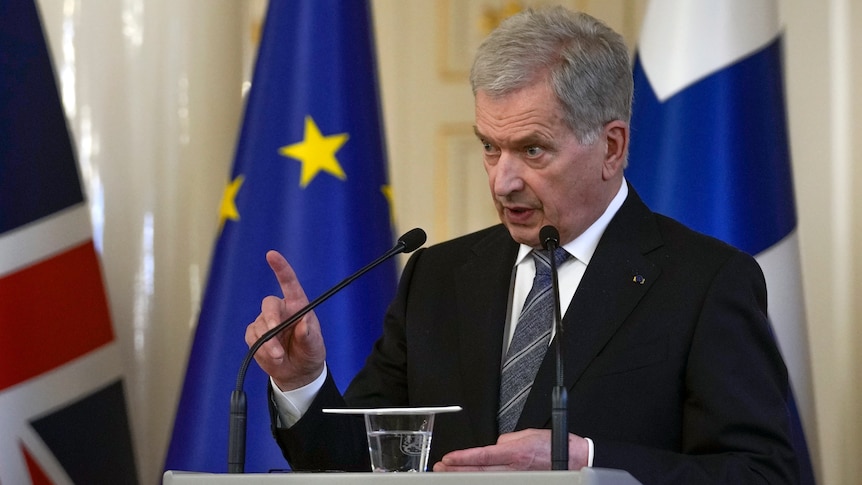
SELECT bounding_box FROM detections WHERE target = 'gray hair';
[470,6,633,145]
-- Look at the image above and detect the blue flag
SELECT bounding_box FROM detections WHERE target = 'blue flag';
[164,0,397,473]
[1,0,139,483]
[627,1,816,483]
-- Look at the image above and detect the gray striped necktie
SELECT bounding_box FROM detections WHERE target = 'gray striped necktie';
[497,247,570,435]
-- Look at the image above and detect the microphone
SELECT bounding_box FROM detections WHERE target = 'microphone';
[228,228,427,473]
[540,225,568,470]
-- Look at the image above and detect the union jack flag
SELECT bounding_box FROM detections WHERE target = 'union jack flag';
[0,0,139,482]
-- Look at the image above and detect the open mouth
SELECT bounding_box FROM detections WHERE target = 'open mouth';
[504,206,536,223]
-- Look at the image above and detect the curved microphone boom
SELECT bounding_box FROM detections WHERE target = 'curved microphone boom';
[540,225,569,470]
[228,228,427,473]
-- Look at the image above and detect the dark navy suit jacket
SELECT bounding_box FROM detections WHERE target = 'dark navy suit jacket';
[271,186,799,485]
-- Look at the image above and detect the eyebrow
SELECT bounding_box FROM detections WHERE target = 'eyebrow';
[472,126,484,140]
[473,126,551,148]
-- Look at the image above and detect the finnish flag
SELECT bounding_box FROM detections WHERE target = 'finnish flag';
[627,1,817,483]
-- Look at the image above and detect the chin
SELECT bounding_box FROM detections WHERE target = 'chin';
[504,224,539,247]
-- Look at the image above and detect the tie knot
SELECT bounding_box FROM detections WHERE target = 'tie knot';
[531,247,570,278]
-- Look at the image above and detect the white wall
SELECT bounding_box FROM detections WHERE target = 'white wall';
[779,0,862,483]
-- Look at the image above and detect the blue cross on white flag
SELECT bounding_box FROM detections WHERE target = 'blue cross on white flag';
[627,1,817,483]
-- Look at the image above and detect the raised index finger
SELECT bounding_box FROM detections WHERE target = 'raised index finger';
[266,250,310,309]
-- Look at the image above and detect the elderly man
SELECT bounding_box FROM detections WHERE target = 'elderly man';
[246,6,800,484]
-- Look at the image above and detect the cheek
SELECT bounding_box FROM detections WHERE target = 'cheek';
[540,175,581,218]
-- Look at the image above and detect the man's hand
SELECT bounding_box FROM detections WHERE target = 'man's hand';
[245,250,326,391]
[433,429,590,472]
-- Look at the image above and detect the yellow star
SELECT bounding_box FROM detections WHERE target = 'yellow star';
[381,184,395,224]
[279,116,349,188]
[218,175,244,231]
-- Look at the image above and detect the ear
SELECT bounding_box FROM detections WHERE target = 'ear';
[601,120,629,181]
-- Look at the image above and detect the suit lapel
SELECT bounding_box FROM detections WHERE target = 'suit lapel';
[454,226,518,445]
[518,187,664,430]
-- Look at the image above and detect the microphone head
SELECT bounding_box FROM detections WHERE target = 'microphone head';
[539,225,560,250]
[398,228,427,253]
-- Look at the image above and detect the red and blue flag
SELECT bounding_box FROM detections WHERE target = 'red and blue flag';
[0,0,139,483]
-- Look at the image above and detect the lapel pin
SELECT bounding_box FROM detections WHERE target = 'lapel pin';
[632,274,646,285]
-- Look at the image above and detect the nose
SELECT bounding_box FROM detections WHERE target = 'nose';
[492,152,524,197]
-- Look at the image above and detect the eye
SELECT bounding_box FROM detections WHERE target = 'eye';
[525,145,544,158]
[481,140,500,155]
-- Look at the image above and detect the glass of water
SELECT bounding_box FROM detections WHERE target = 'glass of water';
[323,405,461,472]
[365,411,435,472]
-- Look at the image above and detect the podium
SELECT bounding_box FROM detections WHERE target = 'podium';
[163,469,642,484]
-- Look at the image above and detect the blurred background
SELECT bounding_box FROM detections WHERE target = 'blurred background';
[27,0,862,483]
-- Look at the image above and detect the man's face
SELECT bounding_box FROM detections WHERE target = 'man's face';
[474,81,619,248]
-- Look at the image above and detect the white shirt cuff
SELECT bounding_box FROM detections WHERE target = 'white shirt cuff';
[585,436,595,467]
[270,363,328,428]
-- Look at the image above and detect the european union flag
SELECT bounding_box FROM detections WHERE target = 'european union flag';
[164,0,397,473]
[627,1,816,483]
